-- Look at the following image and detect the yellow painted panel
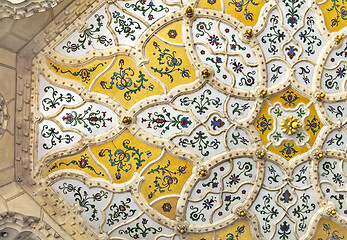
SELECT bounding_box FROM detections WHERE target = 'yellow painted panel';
[313,218,346,240]
[224,0,265,26]
[145,37,196,91]
[269,88,309,109]
[90,130,162,183]
[157,21,183,45]
[197,0,222,11]
[141,152,192,203]
[215,220,253,239]
[152,197,178,220]
[47,58,112,88]
[254,102,273,145]
[190,232,214,240]
[45,149,108,179]
[269,140,309,161]
[319,1,347,32]
[305,105,323,146]
[92,56,164,109]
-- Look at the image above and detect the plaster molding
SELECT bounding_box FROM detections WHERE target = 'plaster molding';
[0,0,62,20]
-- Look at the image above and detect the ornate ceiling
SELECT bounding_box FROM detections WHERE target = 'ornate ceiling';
[8,0,347,239]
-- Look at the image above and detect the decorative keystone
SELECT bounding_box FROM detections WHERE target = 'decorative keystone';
[257,150,266,159]
[177,226,187,234]
[185,6,194,17]
[327,207,337,216]
[201,69,210,77]
[335,34,343,44]
[316,92,325,101]
[122,116,132,125]
[199,169,207,177]
[245,29,253,38]
[237,209,247,217]
[259,89,267,97]
[315,151,324,160]
[281,115,302,135]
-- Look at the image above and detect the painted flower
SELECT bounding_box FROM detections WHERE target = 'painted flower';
[177,165,187,174]
[78,156,88,168]
[67,184,75,192]
[180,117,192,128]
[228,174,240,185]
[97,35,107,44]
[232,61,243,73]
[202,198,214,209]
[181,69,191,78]
[167,29,178,38]
[288,17,297,27]
[323,223,330,231]
[207,0,216,4]
[70,43,79,52]
[212,182,218,188]
[333,173,343,185]
[236,225,245,234]
[119,205,126,211]
[63,113,74,124]
[280,221,290,233]
[208,35,220,46]
[93,193,102,201]
[79,69,90,80]
[336,67,346,78]
[124,26,131,33]
[162,203,172,212]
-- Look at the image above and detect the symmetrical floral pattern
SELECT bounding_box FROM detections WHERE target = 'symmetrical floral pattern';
[30,0,347,239]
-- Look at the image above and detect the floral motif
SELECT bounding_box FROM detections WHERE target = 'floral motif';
[99,139,147,180]
[62,14,112,52]
[230,59,256,86]
[100,59,152,100]
[50,62,105,83]
[278,221,291,240]
[227,0,260,21]
[324,65,347,90]
[119,218,163,238]
[106,198,137,226]
[125,0,169,21]
[195,22,222,48]
[282,0,305,28]
[141,107,192,135]
[285,45,298,59]
[261,15,286,55]
[180,89,222,115]
[230,132,249,146]
[210,116,225,130]
[292,194,316,231]
[255,195,280,233]
[112,11,142,41]
[179,131,221,156]
[279,142,298,158]
[147,160,187,199]
[298,16,322,56]
[318,223,345,240]
[42,86,75,111]
[280,91,299,107]
[256,114,272,134]
[53,154,103,176]
[41,125,74,150]
[58,182,108,221]
[306,116,321,135]
[326,0,347,27]
[62,105,112,133]
[150,41,191,82]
